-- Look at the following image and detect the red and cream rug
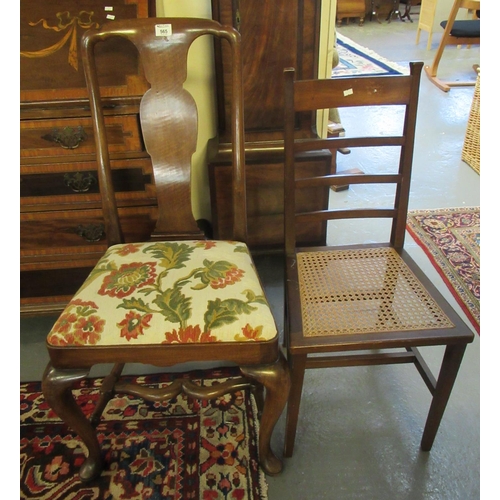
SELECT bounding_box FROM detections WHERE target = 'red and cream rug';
[20,367,268,500]
[407,207,480,334]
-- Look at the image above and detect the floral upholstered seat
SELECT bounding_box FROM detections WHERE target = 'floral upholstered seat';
[47,240,277,347]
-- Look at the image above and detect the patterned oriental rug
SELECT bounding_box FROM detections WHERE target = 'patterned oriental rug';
[332,32,409,78]
[20,367,268,500]
[407,207,480,334]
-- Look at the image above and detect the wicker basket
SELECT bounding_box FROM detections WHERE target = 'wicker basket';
[462,71,480,174]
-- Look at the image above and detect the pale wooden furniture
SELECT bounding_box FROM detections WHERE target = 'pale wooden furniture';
[416,0,438,49]
[282,62,475,457]
[209,0,331,251]
[424,0,480,91]
[20,0,156,315]
[41,18,290,482]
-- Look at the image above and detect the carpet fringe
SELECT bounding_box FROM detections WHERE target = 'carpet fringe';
[335,32,410,76]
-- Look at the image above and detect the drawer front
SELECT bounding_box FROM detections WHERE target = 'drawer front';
[210,154,330,249]
[21,265,98,308]
[21,115,144,159]
[20,0,151,102]
[20,206,158,259]
[21,158,156,211]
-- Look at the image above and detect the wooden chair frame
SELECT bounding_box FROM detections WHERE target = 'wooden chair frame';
[424,0,480,91]
[41,18,290,482]
[282,62,475,457]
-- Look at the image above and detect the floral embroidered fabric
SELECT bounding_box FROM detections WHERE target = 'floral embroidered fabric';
[47,240,277,347]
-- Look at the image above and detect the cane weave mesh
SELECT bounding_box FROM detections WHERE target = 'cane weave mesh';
[297,247,454,337]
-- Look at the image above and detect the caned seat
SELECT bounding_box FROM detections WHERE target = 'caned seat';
[282,62,475,457]
[41,18,290,482]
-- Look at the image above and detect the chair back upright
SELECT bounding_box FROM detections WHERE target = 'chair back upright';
[81,18,246,246]
[284,62,423,257]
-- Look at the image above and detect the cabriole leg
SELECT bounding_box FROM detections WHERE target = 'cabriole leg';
[42,363,103,482]
[241,351,290,475]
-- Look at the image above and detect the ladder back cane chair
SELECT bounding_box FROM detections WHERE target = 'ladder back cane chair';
[282,62,475,457]
[41,18,290,482]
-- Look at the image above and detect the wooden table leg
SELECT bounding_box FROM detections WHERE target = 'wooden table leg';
[399,0,414,22]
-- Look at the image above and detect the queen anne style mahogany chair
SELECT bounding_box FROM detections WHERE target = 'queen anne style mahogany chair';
[424,0,480,92]
[41,18,290,482]
[282,62,475,457]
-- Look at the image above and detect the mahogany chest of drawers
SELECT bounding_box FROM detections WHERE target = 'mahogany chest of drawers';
[208,0,331,251]
[20,0,155,314]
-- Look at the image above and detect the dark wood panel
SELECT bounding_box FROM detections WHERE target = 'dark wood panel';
[20,0,151,101]
[210,151,331,249]
[21,266,96,300]
[20,158,156,212]
[212,0,322,141]
[20,0,155,315]
[209,0,326,249]
[20,207,157,255]
[20,115,144,159]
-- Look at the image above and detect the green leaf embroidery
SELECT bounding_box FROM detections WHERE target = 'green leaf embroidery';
[117,297,156,314]
[204,298,257,331]
[142,242,194,271]
[192,260,239,289]
[234,244,249,254]
[73,303,98,317]
[152,286,192,327]
[243,289,269,305]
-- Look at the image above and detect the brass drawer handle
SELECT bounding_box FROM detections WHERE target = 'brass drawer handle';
[76,224,104,242]
[42,126,87,149]
[64,172,96,193]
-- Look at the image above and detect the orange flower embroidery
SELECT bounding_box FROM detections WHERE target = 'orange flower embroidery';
[210,266,244,289]
[235,324,265,341]
[72,315,105,344]
[196,241,217,250]
[116,243,142,256]
[47,332,76,346]
[71,299,99,309]
[163,325,217,344]
[118,312,152,341]
[52,312,78,334]
[99,262,157,298]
